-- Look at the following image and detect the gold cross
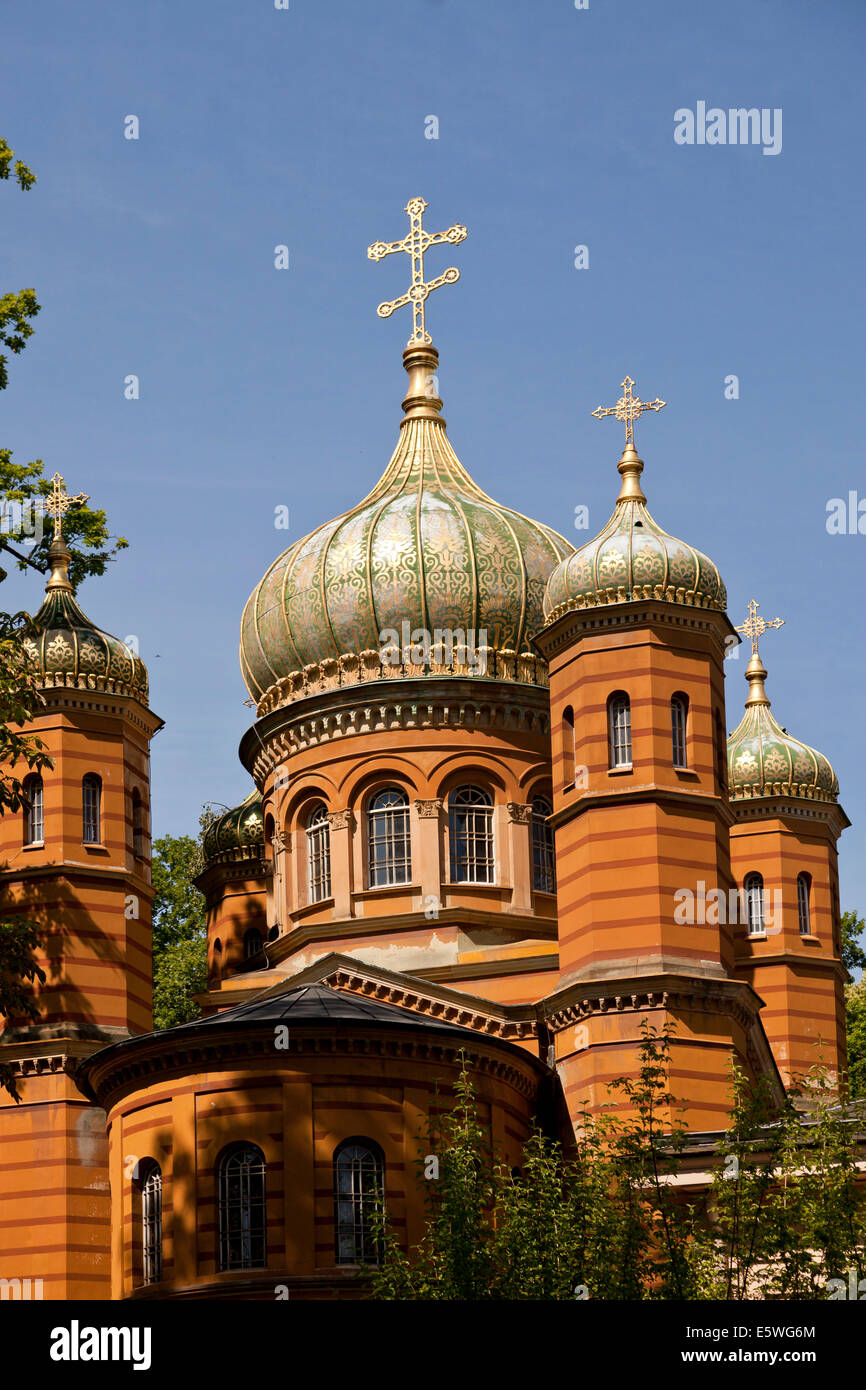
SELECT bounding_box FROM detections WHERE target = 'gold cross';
[367,197,467,347]
[736,598,785,656]
[591,376,666,447]
[42,471,89,539]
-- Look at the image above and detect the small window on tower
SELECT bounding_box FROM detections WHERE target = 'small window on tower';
[23,773,44,846]
[797,873,812,936]
[671,694,688,768]
[82,774,102,844]
[132,789,146,859]
[744,873,765,936]
[607,692,632,769]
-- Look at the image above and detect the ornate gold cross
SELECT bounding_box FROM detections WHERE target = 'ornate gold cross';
[42,471,89,539]
[368,197,467,347]
[592,376,666,447]
[736,598,785,656]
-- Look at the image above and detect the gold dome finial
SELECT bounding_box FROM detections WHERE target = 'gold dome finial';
[41,472,89,592]
[592,375,666,448]
[367,196,467,348]
[735,599,785,707]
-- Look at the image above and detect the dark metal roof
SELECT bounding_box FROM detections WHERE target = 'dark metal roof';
[173,982,481,1035]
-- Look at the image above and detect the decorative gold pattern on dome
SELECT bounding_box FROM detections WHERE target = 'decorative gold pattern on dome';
[201,790,265,869]
[368,197,467,347]
[726,618,838,804]
[23,473,149,704]
[543,386,726,624]
[591,376,666,448]
[240,340,571,714]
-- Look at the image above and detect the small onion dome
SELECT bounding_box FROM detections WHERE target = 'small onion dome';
[240,344,572,714]
[201,789,265,868]
[23,536,148,702]
[543,441,726,621]
[727,651,838,802]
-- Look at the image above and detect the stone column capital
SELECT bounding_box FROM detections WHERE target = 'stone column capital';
[414,798,443,819]
[506,801,533,825]
[326,809,354,832]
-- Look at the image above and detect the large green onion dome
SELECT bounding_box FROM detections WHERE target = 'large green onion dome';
[240,344,572,714]
[23,536,149,703]
[727,650,838,802]
[201,790,265,868]
[543,440,726,621]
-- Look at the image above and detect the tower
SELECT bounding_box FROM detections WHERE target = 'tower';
[727,603,848,1089]
[534,384,779,1130]
[0,479,161,1300]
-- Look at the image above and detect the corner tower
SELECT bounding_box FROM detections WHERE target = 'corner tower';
[0,478,162,1300]
[534,382,778,1130]
[726,603,848,1089]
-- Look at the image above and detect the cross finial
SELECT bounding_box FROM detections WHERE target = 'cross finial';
[367,197,467,347]
[735,598,785,656]
[591,376,666,447]
[42,472,89,540]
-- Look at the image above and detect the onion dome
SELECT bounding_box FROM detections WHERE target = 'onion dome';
[727,651,838,802]
[240,344,572,714]
[543,440,726,622]
[201,790,265,869]
[23,536,149,702]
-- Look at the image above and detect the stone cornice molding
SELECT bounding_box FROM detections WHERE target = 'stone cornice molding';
[534,599,735,663]
[240,679,550,782]
[321,964,537,1043]
[550,782,736,831]
[729,796,850,835]
[33,683,163,737]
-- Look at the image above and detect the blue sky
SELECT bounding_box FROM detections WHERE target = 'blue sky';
[2,0,864,914]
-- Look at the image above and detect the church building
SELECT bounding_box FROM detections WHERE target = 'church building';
[0,199,848,1300]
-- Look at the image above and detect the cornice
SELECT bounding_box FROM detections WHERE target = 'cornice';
[239,678,551,781]
[550,781,737,830]
[730,796,850,835]
[533,598,735,663]
[33,683,163,738]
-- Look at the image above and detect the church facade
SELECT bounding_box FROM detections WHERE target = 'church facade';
[0,201,849,1300]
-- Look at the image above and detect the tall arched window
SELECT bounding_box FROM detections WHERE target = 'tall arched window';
[243,928,263,959]
[744,873,765,936]
[448,785,494,883]
[82,774,102,844]
[561,705,575,788]
[797,873,812,936]
[132,788,145,859]
[367,787,411,887]
[217,1143,267,1271]
[334,1139,384,1266]
[531,796,555,893]
[671,694,688,768]
[607,692,632,769]
[306,802,331,903]
[137,1160,163,1287]
[23,773,43,846]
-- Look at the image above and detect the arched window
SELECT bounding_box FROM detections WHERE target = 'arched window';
[744,873,765,936]
[217,1143,267,1271]
[82,774,102,844]
[137,1160,162,1286]
[607,692,632,769]
[334,1139,384,1266]
[797,873,812,936]
[561,705,575,788]
[531,796,555,893]
[243,928,263,959]
[306,802,331,903]
[367,787,411,887]
[23,773,43,846]
[132,788,145,859]
[448,786,494,883]
[671,694,688,768]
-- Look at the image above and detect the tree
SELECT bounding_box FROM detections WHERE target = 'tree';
[368,1031,866,1301]
[150,832,208,1029]
[845,980,866,1100]
[841,910,866,978]
[0,139,128,1099]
